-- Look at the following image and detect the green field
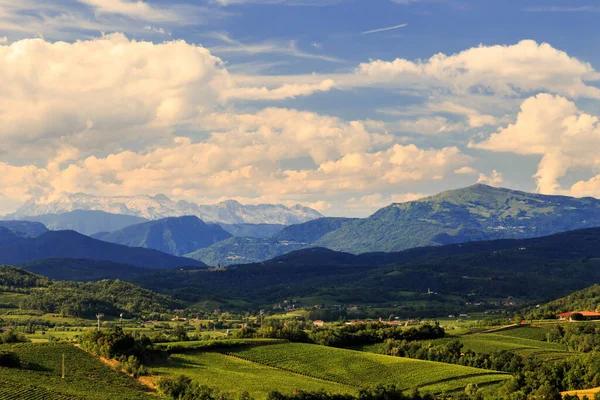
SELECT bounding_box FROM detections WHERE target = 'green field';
[425,326,570,357]
[0,343,154,399]
[228,343,510,393]
[151,351,357,398]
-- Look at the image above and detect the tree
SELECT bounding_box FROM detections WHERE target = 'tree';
[173,325,188,341]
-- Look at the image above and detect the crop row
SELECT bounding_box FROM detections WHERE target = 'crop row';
[228,343,507,392]
[0,343,154,400]
[0,378,78,400]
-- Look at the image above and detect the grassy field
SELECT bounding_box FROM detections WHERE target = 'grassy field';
[150,351,357,398]
[416,326,571,358]
[228,343,510,393]
[0,343,155,400]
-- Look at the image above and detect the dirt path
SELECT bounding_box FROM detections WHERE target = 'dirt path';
[561,386,600,399]
[74,343,161,396]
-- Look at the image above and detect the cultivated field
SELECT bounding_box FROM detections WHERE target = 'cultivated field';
[0,343,154,400]
[150,351,357,398]
[421,326,571,357]
[228,343,510,394]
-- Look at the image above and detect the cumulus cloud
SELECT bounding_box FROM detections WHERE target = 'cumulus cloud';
[0,34,342,159]
[477,170,504,186]
[221,79,335,101]
[0,34,230,156]
[472,93,600,195]
[353,40,600,98]
[0,107,470,215]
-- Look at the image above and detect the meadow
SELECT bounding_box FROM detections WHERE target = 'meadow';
[0,343,154,399]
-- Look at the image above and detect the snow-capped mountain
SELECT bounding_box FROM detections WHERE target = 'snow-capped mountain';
[8,193,323,225]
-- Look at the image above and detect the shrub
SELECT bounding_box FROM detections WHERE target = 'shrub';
[0,351,20,368]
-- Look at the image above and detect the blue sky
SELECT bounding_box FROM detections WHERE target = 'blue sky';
[1,0,600,216]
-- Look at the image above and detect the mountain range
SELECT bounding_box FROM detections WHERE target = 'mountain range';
[187,184,600,265]
[8,193,323,225]
[133,226,600,314]
[93,216,232,256]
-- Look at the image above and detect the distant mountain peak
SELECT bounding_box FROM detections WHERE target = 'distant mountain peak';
[9,193,323,225]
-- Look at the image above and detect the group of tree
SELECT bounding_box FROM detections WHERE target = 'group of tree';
[545,323,600,353]
[157,378,437,400]
[79,327,163,376]
[23,279,183,318]
[380,339,600,396]
[232,320,445,347]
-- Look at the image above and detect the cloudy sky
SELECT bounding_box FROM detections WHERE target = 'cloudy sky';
[0,0,599,216]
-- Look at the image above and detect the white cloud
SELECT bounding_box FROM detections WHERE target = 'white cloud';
[0,36,7,43]
[472,93,600,194]
[454,166,477,175]
[0,34,230,156]
[477,170,504,186]
[77,0,178,21]
[395,116,464,135]
[0,105,469,216]
[353,40,600,99]
[222,79,335,101]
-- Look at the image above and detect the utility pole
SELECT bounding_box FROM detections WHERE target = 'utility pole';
[96,313,104,331]
[61,353,65,379]
[120,313,124,330]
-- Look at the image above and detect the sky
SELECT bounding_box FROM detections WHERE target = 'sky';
[1,0,600,216]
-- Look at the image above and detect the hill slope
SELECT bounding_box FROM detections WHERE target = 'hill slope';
[137,227,600,313]
[0,220,48,238]
[186,237,310,266]
[316,184,600,253]
[22,258,151,281]
[93,216,232,256]
[17,210,147,235]
[0,230,204,269]
[219,223,286,238]
[530,284,600,318]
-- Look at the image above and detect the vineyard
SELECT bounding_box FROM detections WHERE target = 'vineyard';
[0,343,155,399]
[0,379,79,400]
[425,327,570,357]
[150,351,357,398]
[227,343,510,393]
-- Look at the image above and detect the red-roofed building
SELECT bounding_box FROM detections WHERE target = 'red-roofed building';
[557,311,600,321]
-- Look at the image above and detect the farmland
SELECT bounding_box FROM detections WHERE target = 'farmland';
[0,343,154,399]
[420,325,571,357]
[228,343,510,393]
[150,351,357,398]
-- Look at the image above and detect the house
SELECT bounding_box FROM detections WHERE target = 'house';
[557,311,600,321]
[313,320,325,328]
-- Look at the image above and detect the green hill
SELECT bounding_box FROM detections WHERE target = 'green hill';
[93,216,232,256]
[219,223,286,238]
[273,217,356,243]
[136,227,600,314]
[0,265,181,318]
[0,230,204,269]
[0,221,48,238]
[530,284,600,318]
[22,259,151,282]
[186,237,311,266]
[316,184,600,253]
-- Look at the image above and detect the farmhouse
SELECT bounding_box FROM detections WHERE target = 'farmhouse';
[313,320,325,328]
[557,311,600,321]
